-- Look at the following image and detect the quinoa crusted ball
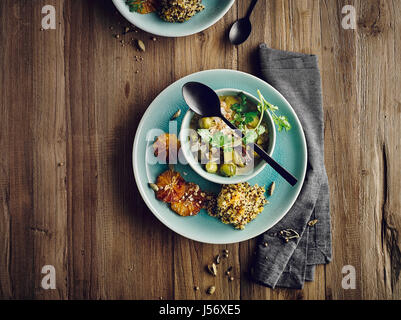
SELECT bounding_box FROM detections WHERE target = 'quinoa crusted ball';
[208,183,269,230]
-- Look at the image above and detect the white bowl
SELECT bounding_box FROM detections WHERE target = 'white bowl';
[179,88,276,185]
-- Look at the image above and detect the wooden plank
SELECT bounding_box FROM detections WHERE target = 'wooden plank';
[356,0,401,299]
[320,0,361,300]
[0,0,68,299]
[1,0,35,299]
[63,0,100,299]
[238,0,325,300]
[31,0,68,300]
[0,0,12,301]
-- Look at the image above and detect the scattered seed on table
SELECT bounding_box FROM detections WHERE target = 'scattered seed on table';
[215,254,221,265]
[223,249,229,254]
[194,286,199,291]
[263,242,268,247]
[137,39,146,52]
[208,263,217,276]
[152,37,157,41]
[229,277,234,281]
[207,286,216,295]
[115,34,120,39]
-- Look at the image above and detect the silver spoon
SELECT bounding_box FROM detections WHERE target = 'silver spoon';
[182,82,298,186]
[229,0,259,45]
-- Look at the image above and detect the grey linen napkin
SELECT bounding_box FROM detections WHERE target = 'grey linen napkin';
[252,45,332,289]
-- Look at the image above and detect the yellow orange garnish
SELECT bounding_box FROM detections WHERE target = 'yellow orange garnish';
[153,133,180,163]
[156,170,186,203]
[170,183,206,217]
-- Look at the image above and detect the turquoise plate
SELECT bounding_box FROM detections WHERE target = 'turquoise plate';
[132,69,307,244]
[112,0,235,37]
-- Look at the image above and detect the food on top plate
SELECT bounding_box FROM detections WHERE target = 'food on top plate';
[126,0,160,14]
[125,0,205,23]
[153,133,181,163]
[159,0,205,23]
[206,183,268,230]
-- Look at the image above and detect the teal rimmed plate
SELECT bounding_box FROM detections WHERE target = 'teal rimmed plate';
[132,69,307,244]
[112,0,235,37]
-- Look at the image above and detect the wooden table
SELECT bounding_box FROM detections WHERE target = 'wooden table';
[0,0,400,300]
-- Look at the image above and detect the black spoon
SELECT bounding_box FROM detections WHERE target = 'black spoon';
[229,0,259,45]
[182,82,298,186]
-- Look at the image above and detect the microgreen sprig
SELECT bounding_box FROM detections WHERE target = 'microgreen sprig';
[257,90,292,132]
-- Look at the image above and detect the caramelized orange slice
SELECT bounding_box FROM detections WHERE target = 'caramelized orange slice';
[153,133,180,163]
[156,170,186,203]
[170,183,206,217]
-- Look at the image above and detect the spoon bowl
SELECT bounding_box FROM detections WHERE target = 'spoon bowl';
[228,0,259,45]
[229,18,252,45]
[182,82,221,117]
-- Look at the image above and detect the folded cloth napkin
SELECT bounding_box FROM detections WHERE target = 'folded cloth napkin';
[252,44,332,289]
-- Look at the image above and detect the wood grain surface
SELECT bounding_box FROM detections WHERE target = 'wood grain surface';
[0,0,400,300]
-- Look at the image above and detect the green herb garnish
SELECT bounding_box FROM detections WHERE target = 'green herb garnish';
[257,90,292,132]
[242,129,258,145]
[197,130,233,149]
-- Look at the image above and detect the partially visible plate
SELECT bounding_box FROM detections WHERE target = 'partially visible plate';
[112,0,235,37]
[132,69,307,244]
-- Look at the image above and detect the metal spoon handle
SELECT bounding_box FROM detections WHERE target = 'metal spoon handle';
[253,143,298,186]
[246,0,259,19]
[220,116,298,186]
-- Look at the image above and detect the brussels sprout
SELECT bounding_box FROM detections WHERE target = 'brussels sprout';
[220,163,237,177]
[224,96,240,108]
[206,162,218,174]
[199,117,214,129]
[246,114,260,129]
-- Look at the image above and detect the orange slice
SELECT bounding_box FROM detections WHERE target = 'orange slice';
[153,133,181,163]
[170,183,206,217]
[156,170,186,203]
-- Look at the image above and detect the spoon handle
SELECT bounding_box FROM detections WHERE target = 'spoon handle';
[246,0,259,19]
[220,116,298,186]
[253,143,298,187]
